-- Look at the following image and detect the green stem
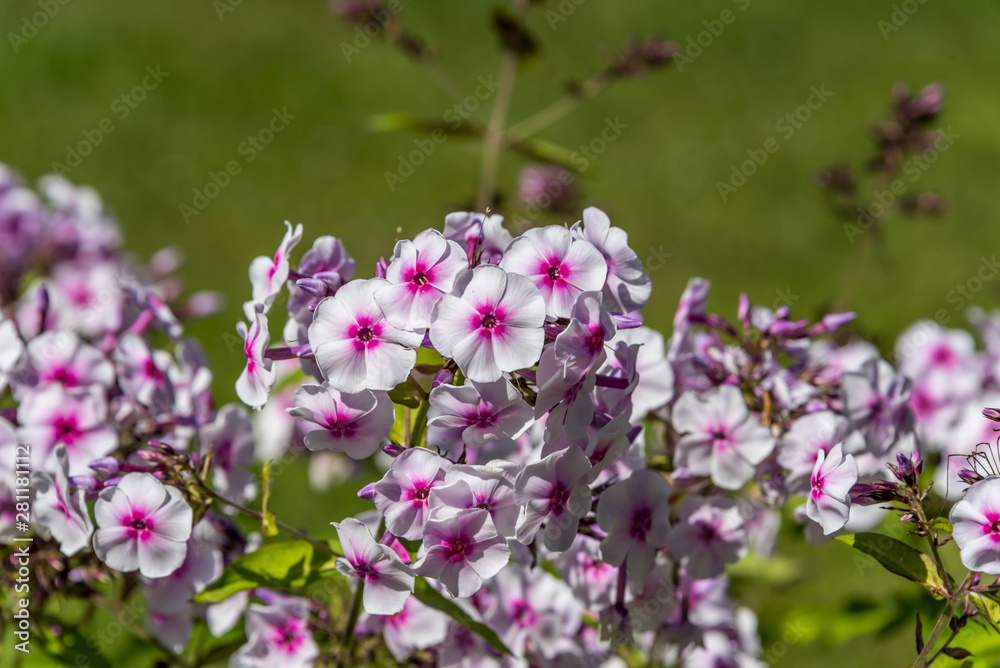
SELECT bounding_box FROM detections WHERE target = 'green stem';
[914,573,972,668]
[186,463,341,557]
[474,0,529,211]
[410,400,430,448]
[339,576,365,667]
[505,72,610,143]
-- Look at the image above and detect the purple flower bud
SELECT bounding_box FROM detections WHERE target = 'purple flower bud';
[737,293,751,330]
[959,468,985,485]
[183,290,225,318]
[888,451,920,486]
[984,408,1000,422]
[516,165,577,214]
[850,480,902,505]
[375,257,388,279]
[431,365,456,389]
[900,512,918,524]
[382,441,405,457]
[823,311,856,331]
[69,475,101,491]
[357,482,378,501]
[88,457,120,476]
[296,277,328,298]
[613,311,643,329]
[769,319,808,337]
[148,246,184,276]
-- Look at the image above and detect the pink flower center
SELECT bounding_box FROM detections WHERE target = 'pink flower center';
[445,538,472,562]
[271,621,305,655]
[480,313,498,329]
[548,484,569,516]
[53,416,81,445]
[630,508,652,538]
[356,326,375,342]
[412,485,429,501]
[930,344,955,367]
[546,265,562,282]
[412,271,429,286]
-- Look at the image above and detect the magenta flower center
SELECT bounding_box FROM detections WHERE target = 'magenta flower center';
[131,518,147,531]
[412,271,429,286]
[630,508,652,538]
[546,264,562,281]
[413,486,429,501]
[480,313,498,329]
[549,484,569,516]
[357,326,375,342]
[445,538,472,562]
[53,416,81,444]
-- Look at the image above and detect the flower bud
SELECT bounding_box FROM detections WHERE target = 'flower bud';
[69,475,101,491]
[88,457,120,477]
[984,408,1000,422]
[613,311,643,329]
[382,441,405,457]
[357,482,377,501]
[959,468,985,485]
[850,480,902,506]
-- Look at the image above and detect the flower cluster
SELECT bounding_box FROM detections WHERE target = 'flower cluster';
[0,165,303,656]
[233,202,935,665]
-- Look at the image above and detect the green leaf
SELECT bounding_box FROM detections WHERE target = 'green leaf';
[928,517,953,533]
[194,541,339,603]
[970,592,1000,632]
[38,622,113,668]
[413,578,512,656]
[836,533,947,597]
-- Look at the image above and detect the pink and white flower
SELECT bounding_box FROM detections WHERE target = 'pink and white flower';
[309,278,422,393]
[443,212,512,265]
[553,291,616,379]
[0,315,23,392]
[248,221,303,312]
[514,445,593,552]
[672,385,774,490]
[596,469,672,593]
[115,332,173,409]
[805,443,858,535]
[289,383,394,459]
[93,472,193,578]
[666,496,746,579]
[17,384,118,476]
[232,595,318,668]
[199,404,257,503]
[235,307,277,410]
[499,225,608,319]
[951,476,1000,575]
[372,448,451,540]
[430,265,545,383]
[361,597,449,662]
[572,207,652,313]
[334,517,415,615]
[14,331,113,395]
[31,444,94,556]
[413,508,511,597]
[374,229,468,330]
[428,460,519,538]
[427,379,533,448]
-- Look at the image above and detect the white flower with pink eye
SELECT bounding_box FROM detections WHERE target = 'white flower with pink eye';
[373,229,468,331]
[373,447,452,540]
[93,472,193,578]
[289,383,394,459]
[199,404,257,504]
[235,307,276,410]
[666,496,747,579]
[309,278,422,393]
[573,207,652,313]
[248,220,303,312]
[361,597,449,662]
[553,291,616,379]
[499,225,608,319]
[31,444,94,557]
[428,460,519,538]
[17,384,117,476]
[514,445,593,552]
[427,379,533,448]
[671,385,775,490]
[429,265,545,383]
[596,470,672,593]
[16,331,113,395]
[413,508,511,597]
[334,517,414,615]
[115,332,173,409]
[0,315,23,392]
[951,476,1000,575]
[805,442,858,535]
[232,595,318,668]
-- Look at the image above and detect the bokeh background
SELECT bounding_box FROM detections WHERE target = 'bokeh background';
[3,0,1000,665]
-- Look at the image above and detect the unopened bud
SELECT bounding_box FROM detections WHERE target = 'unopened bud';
[357,482,377,501]
[983,408,1000,422]
[88,457,120,477]
[382,441,405,457]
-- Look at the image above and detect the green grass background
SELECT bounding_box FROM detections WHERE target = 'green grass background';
[3,0,1000,665]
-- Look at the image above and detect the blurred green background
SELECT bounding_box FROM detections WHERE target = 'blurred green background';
[3,0,1000,665]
